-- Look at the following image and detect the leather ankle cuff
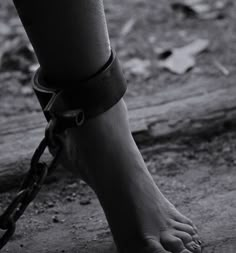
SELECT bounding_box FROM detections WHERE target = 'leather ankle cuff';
[33,50,127,132]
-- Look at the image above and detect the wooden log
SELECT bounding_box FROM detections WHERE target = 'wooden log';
[1,79,236,191]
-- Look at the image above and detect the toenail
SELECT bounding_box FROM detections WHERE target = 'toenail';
[186,241,201,252]
[188,219,194,226]
[192,234,200,243]
[197,239,202,245]
[192,243,200,249]
[189,227,195,235]
[193,237,202,246]
[193,225,198,232]
[192,231,199,237]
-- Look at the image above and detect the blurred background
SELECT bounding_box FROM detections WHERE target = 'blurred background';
[0,0,236,115]
[0,0,236,252]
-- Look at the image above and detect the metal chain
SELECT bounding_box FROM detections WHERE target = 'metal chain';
[0,117,62,250]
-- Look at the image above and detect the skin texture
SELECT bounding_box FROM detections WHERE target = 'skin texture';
[12,0,202,252]
[58,99,201,253]
[13,0,111,85]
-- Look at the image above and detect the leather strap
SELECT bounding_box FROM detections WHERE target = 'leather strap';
[33,50,127,132]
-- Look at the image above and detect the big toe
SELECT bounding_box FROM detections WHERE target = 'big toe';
[161,233,188,253]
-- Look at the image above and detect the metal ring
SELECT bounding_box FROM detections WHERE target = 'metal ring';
[75,110,85,126]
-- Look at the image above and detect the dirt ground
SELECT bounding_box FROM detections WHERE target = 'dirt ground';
[0,0,236,252]
[0,133,236,253]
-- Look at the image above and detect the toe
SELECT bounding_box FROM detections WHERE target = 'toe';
[174,214,193,227]
[171,230,201,253]
[161,233,187,253]
[172,230,192,244]
[192,233,201,246]
[185,241,201,253]
[171,222,201,250]
[172,221,195,235]
[192,225,199,236]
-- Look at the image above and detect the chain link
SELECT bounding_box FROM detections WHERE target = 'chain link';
[0,118,62,250]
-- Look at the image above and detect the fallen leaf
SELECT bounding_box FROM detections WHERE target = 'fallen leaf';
[191,3,211,14]
[171,2,198,18]
[171,0,226,20]
[159,52,195,74]
[176,39,209,56]
[158,39,209,74]
[185,0,202,5]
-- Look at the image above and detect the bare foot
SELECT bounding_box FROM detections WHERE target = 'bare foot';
[57,99,201,253]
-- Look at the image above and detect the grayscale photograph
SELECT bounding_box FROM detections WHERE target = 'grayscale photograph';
[0,0,235,252]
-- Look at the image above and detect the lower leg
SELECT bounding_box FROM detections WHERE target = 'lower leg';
[13,0,111,86]
[13,1,202,252]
